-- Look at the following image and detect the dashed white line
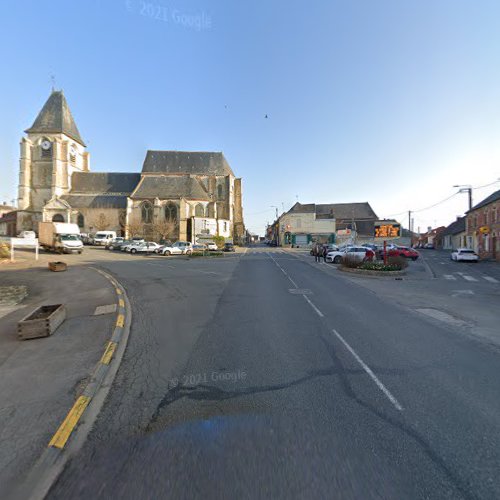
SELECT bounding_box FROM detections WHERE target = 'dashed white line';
[331,328,404,411]
[461,275,478,282]
[483,276,498,283]
[303,295,324,317]
[267,252,299,289]
[444,275,457,280]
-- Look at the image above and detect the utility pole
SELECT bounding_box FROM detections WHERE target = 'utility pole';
[408,210,412,245]
[453,185,473,211]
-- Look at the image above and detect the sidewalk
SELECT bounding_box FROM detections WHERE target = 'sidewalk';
[0,259,118,492]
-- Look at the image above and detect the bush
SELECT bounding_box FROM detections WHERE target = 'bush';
[190,251,224,258]
[359,262,402,271]
[0,243,10,260]
[212,236,225,249]
[341,254,363,268]
[387,255,408,269]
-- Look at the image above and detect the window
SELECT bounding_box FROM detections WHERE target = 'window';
[217,184,223,199]
[164,202,177,221]
[52,214,64,222]
[223,221,228,232]
[77,213,85,228]
[195,204,204,217]
[141,201,153,223]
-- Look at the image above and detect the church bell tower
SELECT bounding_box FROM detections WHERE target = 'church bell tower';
[17,90,90,228]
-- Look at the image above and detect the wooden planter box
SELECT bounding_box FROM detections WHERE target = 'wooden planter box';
[18,304,66,340]
[48,261,67,272]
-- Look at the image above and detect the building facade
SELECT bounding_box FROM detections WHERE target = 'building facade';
[440,217,466,250]
[16,90,245,243]
[275,202,378,247]
[465,189,499,261]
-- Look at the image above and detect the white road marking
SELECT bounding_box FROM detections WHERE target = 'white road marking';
[267,252,299,289]
[331,328,404,411]
[443,275,456,280]
[483,276,499,283]
[303,295,324,317]
[94,304,117,315]
[268,250,403,411]
[461,275,478,282]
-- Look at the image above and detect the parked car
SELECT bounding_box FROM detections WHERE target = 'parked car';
[223,242,235,252]
[106,237,125,250]
[161,241,193,256]
[326,246,374,264]
[81,233,95,245]
[128,241,161,254]
[121,238,145,251]
[450,248,479,262]
[192,244,207,251]
[380,246,419,261]
[18,230,36,239]
[423,243,434,249]
[93,231,117,246]
[206,242,218,251]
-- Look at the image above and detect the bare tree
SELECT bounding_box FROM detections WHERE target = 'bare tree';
[126,221,144,238]
[152,219,178,242]
[92,213,110,231]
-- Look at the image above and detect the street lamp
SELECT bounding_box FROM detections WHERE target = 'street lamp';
[453,185,472,211]
[270,206,279,246]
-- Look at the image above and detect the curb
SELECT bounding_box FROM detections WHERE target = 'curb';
[338,266,406,277]
[8,267,132,500]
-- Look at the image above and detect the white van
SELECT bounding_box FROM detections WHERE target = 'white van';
[93,231,117,246]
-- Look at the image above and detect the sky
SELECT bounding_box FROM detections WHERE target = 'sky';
[0,0,499,235]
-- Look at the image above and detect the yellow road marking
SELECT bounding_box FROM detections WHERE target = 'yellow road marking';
[100,341,117,365]
[118,298,125,308]
[48,396,90,449]
[116,288,122,295]
[116,314,125,328]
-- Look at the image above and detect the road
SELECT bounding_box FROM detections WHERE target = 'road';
[47,246,500,499]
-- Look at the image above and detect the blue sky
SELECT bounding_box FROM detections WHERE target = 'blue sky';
[1,0,499,234]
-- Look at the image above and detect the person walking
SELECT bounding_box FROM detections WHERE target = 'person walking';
[314,243,321,263]
[323,244,328,263]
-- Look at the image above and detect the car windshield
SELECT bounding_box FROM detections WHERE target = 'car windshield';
[60,234,79,241]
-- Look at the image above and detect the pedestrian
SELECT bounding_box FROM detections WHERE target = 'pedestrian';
[323,244,328,263]
[314,243,321,263]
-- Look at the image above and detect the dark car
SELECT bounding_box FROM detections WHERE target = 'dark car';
[223,242,235,252]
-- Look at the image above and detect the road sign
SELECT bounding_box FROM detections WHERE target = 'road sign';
[374,223,401,238]
[479,226,490,235]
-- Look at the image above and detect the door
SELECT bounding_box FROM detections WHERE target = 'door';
[295,235,308,247]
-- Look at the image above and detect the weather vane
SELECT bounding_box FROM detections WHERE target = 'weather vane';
[49,73,56,91]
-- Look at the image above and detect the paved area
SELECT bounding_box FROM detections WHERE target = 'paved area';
[39,245,500,499]
[0,259,117,492]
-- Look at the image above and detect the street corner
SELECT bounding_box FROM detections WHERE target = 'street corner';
[0,264,131,495]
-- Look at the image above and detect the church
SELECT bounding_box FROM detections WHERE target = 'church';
[16,90,245,243]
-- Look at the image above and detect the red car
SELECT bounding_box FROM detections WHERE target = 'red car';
[385,246,419,260]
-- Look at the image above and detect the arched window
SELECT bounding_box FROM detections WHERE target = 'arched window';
[207,203,215,218]
[195,204,205,217]
[141,201,153,223]
[217,184,223,199]
[165,203,178,221]
[52,214,64,223]
[77,213,85,228]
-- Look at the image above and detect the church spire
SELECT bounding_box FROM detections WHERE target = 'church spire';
[25,90,86,146]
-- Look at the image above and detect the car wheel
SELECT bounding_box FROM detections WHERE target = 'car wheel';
[412,257,417,261]
[163,250,171,256]
[186,250,192,256]
[131,249,137,254]
[333,256,342,264]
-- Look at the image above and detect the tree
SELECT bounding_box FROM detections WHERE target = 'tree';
[126,221,144,238]
[213,235,225,249]
[152,219,178,242]
[92,213,110,231]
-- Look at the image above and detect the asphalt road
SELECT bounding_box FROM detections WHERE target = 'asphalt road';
[48,247,500,499]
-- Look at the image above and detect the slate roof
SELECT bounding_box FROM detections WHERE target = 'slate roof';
[61,195,128,209]
[71,172,140,194]
[467,189,500,212]
[288,202,378,220]
[131,175,210,200]
[141,151,233,176]
[25,90,86,146]
[441,217,466,236]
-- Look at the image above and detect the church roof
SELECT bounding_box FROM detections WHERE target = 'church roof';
[61,195,128,209]
[25,90,86,146]
[288,202,378,220]
[131,175,210,200]
[141,151,234,176]
[71,172,140,194]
